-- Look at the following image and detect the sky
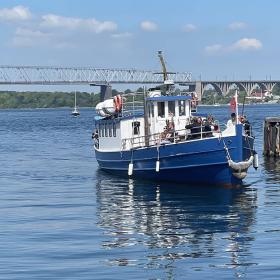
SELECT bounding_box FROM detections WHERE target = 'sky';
[0,0,279,85]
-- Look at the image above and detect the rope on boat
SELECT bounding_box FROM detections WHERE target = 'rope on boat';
[219,131,254,179]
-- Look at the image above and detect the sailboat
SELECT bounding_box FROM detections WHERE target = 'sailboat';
[71,91,80,116]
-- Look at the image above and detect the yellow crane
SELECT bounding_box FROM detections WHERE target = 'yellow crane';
[158,50,168,81]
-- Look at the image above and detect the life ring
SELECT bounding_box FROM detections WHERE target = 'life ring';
[114,94,122,112]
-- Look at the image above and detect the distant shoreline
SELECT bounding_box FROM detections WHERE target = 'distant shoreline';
[199,102,279,107]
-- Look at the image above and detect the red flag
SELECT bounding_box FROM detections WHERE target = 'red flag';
[230,96,236,112]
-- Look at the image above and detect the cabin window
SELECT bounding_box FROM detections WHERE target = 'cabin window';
[109,124,112,137]
[179,100,186,116]
[113,123,116,137]
[168,101,175,116]
[95,124,99,135]
[158,102,165,117]
[105,123,108,137]
[151,103,154,117]
[148,102,154,118]
[132,121,140,135]
[102,124,105,137]
[100,124,103,137]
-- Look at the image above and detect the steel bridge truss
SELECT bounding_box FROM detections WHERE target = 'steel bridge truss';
[0,66,192,85]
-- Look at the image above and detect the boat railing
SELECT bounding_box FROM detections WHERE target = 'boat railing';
[122,101,144,116]
[219,122,253,136]
[121,124,221,150]
[120,92,144,117]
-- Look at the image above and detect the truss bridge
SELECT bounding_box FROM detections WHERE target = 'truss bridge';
[0,66,192,85]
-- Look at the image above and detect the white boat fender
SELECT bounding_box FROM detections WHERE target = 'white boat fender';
[253,153,259,170]
[128,163,134,176]
[156,160,160,172]
[228,155,254,179]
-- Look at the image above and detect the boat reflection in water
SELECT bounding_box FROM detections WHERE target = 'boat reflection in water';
[95,171,257,278]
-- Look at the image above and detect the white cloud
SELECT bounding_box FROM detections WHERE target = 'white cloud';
[15,27,49,38]
[230,38,262,51]
[228,21,247,30]
[205,44,223,53]
[41,14,117,33]
[205,38,262,54]
[140,21,158,32]
[0,5,32,21]
[112,32,133,38]
[183,24,197,32]
[12,27,51,47]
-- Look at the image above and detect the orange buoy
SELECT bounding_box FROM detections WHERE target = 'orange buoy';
[114,94,122,112]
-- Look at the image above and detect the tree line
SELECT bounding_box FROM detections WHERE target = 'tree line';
[0,91,101,109]
[0,85,279,109]
[0,89,141,109]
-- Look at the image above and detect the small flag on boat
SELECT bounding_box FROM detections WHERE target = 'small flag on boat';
[230,96,236,112]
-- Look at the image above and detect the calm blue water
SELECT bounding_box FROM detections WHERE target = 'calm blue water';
[0,105,280,279]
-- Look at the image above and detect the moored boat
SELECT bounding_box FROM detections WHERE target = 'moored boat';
[92,52,258,186]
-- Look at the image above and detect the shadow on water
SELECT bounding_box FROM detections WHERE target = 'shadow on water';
[262,156,280,184]
[95,170,258,277]
[261,157,280,211]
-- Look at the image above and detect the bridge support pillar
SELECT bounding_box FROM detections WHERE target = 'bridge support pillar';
[90,83,112,101]
[221,83,230,96]
[100,84,112,101]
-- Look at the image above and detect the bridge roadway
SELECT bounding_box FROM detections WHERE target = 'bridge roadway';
[0,65,192,85]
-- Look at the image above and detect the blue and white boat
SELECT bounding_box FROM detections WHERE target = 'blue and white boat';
[93,52,258,186]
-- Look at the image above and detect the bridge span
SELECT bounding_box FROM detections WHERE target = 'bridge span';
[195,80,279,100]
[0,66,279,101]
[0,65,192,85]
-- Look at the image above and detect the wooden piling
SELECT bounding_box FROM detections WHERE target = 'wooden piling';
[263,117,280,157]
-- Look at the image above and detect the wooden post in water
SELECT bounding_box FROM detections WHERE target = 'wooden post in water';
[263,117,280,157]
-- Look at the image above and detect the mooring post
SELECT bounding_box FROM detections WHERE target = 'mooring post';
[263,117,280,157]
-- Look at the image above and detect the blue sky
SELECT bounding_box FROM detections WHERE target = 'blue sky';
[0,0,279,81]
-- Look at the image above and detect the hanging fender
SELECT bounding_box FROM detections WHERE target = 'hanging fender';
[228,156,254,179]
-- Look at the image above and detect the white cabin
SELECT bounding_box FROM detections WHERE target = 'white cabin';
[146,95,192,138]
[95,94,194,152]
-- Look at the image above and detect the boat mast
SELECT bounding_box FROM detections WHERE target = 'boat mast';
[158,50,167,81]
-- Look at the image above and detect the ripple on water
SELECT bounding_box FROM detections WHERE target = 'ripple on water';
[0,106,280,279]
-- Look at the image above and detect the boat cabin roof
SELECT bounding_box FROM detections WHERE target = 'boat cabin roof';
[146,95,192,102]
[94,112,143,123]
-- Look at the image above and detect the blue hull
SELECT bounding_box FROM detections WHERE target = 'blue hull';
[95,125,254,186]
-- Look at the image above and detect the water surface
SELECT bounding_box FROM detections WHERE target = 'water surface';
[0,105,280,279]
